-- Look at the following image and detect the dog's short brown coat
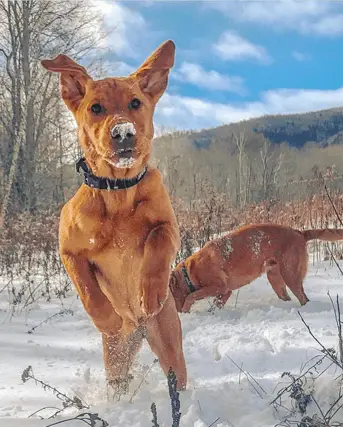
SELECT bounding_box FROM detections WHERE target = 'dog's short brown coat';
[41,41,186,390]
[170,224,343,313]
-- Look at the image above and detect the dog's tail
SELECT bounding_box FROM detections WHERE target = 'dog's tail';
[301,228,343,242]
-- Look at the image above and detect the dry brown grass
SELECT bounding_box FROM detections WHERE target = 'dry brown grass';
[1,191,343,309]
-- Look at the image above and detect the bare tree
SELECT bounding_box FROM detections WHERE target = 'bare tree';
[0,0,106,227]
[233,131,248,207]
[258,138,283,201]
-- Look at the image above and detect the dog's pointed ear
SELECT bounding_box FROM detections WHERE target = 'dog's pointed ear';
[132,40,175,103]
[41,54,92,111]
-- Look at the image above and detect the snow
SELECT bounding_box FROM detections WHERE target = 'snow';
[1,259,342,427]
[106,156,136,169]
[110,122,136,140]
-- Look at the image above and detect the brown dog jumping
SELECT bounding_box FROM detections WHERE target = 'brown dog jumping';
[170,224,343,313]
[41,41,187,392]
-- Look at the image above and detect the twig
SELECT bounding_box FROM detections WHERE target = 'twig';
[22,366,87,410]
[325,393,343,421]
[0,281,10,295]
[151,403,159,427]
[280,372,313,415]
[45,412,108,427]
[21,366,89,419]
[129,358,158,404]
[270,356,326,406]
[226,355,267,398]
[313,361,335,381]
[150,370,181,427]
[328,293,343,366]
[323,182,343,227]
[325,245,343,276]
[197,400,203,415]
[28,407,62,419]
[272,298,343,426]
[27,309,73,334]
[234,290,240,309]
[168,369,181,427]
[311,395,326,422]
[298,312,343,370]
[328,402,343,423]
[208,417,220,427]
[300,354,325,375]
[238,361,243,385]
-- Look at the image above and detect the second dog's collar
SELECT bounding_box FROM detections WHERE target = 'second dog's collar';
[181,264,197,294]
[76,157,147,191]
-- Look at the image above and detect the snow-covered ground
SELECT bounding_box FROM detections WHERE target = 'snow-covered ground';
[1,260,342,427]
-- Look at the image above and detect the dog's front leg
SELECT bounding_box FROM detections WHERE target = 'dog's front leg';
[141,224,179,317]
[61,253,122,336]
[182,288,216,313]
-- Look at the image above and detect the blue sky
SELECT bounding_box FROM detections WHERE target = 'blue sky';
[95,0,343,132]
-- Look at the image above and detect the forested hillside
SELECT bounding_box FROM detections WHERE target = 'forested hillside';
[154,107,343,150]
[152,107,343,203]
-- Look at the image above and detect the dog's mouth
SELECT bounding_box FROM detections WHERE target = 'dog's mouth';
[105,147,137,169]
[115,148,135,158]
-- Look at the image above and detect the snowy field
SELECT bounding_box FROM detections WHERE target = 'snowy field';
[0,260,342,427]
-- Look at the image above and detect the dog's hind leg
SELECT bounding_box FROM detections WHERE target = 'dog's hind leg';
[280,272,309,306]
[102,328,143,398]
[265,259,291,302]
[279,248,309,306]
[146,293,187,390]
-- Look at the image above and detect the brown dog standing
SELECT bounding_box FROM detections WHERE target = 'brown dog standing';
[170,224,343,313]
[41,41,187,391]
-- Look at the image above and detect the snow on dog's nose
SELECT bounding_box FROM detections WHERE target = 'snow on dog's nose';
[110,122,136,159]
[110,122,136,143]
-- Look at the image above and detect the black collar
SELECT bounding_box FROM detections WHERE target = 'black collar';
[76,157,147,191]
[181,264,197,294]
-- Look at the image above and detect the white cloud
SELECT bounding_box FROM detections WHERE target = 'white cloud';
[155,93,264,130]
[300,13,343,37]
[94,1,148,58]
[111,61,136,76]
[207,0,343,37]
[292,51,311,62]
[213,31,271,63]
[174,62,246,94]
[155,87,343,131]
[260,87,343,113]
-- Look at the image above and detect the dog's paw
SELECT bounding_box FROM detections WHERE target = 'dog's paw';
[141,275,169,317]
[213,296,225,308]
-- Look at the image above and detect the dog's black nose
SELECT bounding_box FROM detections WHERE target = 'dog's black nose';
[110,122,136,144]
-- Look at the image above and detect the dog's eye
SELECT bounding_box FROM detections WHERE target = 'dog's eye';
[128,98,141,110]
[91,103,104,115]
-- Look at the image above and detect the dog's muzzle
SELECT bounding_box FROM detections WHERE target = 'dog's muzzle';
[111,121,135,142]
[110,122,136,158]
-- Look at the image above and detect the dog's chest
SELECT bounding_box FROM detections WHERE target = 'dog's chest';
[87,218,148,291]
[85,216,149,255]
